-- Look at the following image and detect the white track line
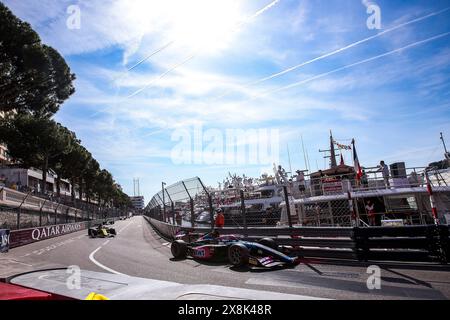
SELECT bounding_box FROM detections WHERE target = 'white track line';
[88,247,125,276]
[87,220,135,275]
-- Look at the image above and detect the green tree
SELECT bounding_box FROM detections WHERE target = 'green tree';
[0,2,75,116]
[82,158,101,204]
[0,114,73,193]
[94,169,115,207]
[50,125,80,198]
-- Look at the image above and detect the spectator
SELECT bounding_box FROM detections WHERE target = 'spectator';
[377,161,390,188]
[361,170,369,189]
[295,170,306,192]
[409,171,420,187]
[214,208,225,228]
[365,200,376,226]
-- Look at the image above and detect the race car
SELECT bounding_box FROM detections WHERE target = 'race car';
[88,224,116,238]
[170,231,300,268]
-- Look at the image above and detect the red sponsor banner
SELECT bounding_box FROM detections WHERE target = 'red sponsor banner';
[322,178,343,195]
[9,222,89,248]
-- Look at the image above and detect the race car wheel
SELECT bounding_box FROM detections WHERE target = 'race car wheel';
[258,238,278,250]
[88,229,97,238]
[171,240,188,259]
[109,228,117,235]
[228,243,249,267]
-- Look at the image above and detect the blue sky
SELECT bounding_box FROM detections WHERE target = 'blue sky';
[4,0,450,202]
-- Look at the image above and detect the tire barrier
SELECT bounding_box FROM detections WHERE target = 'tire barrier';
[144,216,450,264]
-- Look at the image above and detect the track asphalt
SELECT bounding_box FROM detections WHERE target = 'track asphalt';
[1,216,449,300]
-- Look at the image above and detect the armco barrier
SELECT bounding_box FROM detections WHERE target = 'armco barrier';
[144,216,449,264]
[144,216,181,239]
[8,219,104,249]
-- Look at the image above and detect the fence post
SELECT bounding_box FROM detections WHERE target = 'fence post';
[240,190,247,235]
[347,191,358,227]
[39,207,43,227]
[165,190,174,225]
[156,193,164,222]
[190,198,195,228]
[171,201,175,225]
[425,170,440,226]
[57,203,62,225]
[181,181,195,228]
[162,182,166,223]
[283,186,293,228]
[197,178,215,231]
[17,207,21,230]
[208,195,214,231]
[39,199,47,227]
[16,190,32,230]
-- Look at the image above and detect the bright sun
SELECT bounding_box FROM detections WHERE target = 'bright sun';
[122,0,245,54]
[167,1,243,53]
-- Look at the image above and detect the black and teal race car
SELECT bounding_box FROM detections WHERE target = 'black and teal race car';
[171,231,300,268]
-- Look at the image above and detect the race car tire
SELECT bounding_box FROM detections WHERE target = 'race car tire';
[228,243,249,267]
[88,229,97,238]
[109,228,117,235]
[258,238,278,250]
[171,240,188,259]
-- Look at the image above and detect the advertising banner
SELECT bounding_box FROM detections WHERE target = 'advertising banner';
[9,222,89,248]
[0,229,10,253]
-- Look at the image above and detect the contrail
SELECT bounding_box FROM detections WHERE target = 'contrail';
[249,31,450,99]
[125,0,282,99]
[110,40,175,85]
[238,0,280,26]
[126,40,175,72]
[126,54,195,99]
[217,6,450,99]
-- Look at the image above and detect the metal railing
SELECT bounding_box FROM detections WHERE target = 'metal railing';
[289,167,449,199]
[0,187,128,230]
[144,216,450,264]
[145,177,287,229]
[146,168,450,230]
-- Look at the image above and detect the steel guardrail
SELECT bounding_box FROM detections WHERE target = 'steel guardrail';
[144,216,450,264]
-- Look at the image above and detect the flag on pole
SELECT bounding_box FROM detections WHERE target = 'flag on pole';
[352,139,363,180]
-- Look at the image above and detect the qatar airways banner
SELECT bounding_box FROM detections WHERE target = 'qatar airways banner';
[9,222,89,248]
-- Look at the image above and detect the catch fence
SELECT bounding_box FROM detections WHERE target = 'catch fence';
[0,187,128,230]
